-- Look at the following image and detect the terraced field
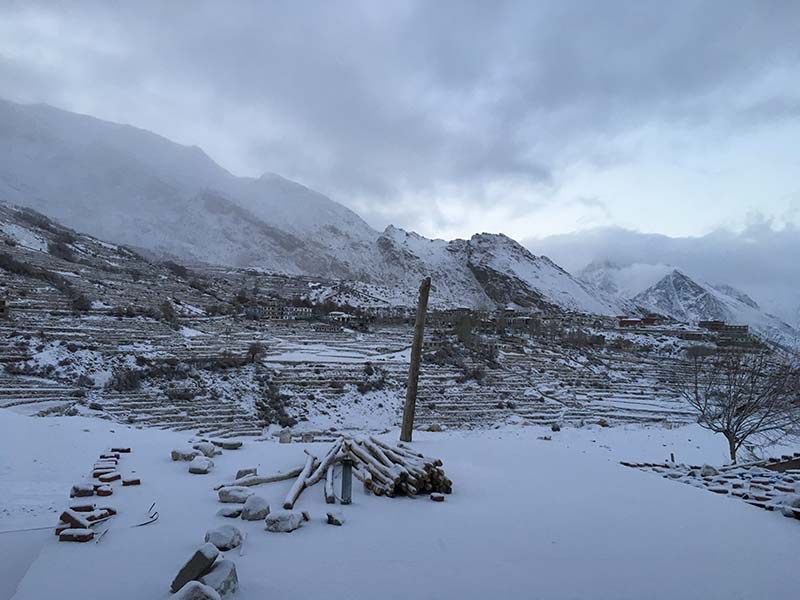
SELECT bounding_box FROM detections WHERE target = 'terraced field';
[1,295,698,436]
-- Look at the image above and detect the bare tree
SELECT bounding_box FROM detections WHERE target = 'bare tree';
[682,347,800,463]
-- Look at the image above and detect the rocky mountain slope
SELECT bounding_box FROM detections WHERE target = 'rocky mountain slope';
[312,226,632,314]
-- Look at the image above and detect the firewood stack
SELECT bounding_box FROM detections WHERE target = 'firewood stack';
[216,436,452,509]
[214,436,453,510]
[339,436,452,498]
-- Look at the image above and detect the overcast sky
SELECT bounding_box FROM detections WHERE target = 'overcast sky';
[1,0,800,246]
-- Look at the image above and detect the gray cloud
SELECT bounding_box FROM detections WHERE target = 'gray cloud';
[1,0,799,232]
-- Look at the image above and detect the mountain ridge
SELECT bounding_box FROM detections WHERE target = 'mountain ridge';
[0,98,628,315]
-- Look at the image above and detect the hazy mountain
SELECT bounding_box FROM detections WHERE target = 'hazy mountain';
[579,260,673,300]
[0,98,376,277]
[532,226,800,329]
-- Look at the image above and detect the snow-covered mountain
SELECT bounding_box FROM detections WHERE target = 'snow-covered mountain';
[0,98,632,316]
[580,261,799,346]
[636,270,798,345]
[315,227,631,314]
[0,98,377,277]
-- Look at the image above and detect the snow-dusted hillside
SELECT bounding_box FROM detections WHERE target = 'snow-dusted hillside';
[0,98,377,277]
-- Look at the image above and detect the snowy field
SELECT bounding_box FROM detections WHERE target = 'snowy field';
[0,410,797,600]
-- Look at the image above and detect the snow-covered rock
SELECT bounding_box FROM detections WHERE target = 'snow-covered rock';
[170,543,219,593]
[198,559,239,598]
[189,456,214,475]
[173,581,222,600]
[265,510,308,533]
[192,442,221,458]
[241,495,270,521]
[218,486,254,504]
[172,448,201,461]
[204,525,242,551]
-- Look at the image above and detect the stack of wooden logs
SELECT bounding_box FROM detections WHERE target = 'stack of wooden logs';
[290,436,453,504]
[215,436,452,508]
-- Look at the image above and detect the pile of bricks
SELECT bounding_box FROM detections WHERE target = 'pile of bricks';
[623,452,800,520]
[59,446,138,542]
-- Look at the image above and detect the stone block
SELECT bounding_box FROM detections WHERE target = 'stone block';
[170,543,219,593]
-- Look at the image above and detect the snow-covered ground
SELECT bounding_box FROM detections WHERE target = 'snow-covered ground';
[1,410,797,600]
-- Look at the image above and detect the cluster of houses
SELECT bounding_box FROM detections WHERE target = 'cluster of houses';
[616,315,662,328]
[243,298,371,330]
[697,320,757,347]
[615,314,758,348]
[244,299,313,321]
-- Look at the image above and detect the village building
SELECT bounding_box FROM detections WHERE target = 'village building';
[284,306,313,320]
[263,299,285,320]
[617,317,642,328]
[698,319,726,331]
[327,311,353,324]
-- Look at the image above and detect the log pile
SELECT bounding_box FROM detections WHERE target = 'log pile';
[215,436,452,508]
[340,436,452,498]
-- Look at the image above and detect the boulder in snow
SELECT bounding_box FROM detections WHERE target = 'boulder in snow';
[193,442,222,458]
[204,525,242,551]
[189,456,214,474]
[198,559,239,598]
[211,440,243,450]
[265,510,308,533]
[173,581,222,600]
[172,448,201,461]
[170,542,219,593]
[218,486,253,504]
[241,495,270,521]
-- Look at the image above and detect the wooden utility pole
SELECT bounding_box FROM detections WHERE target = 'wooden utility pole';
[400,276,431,442]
